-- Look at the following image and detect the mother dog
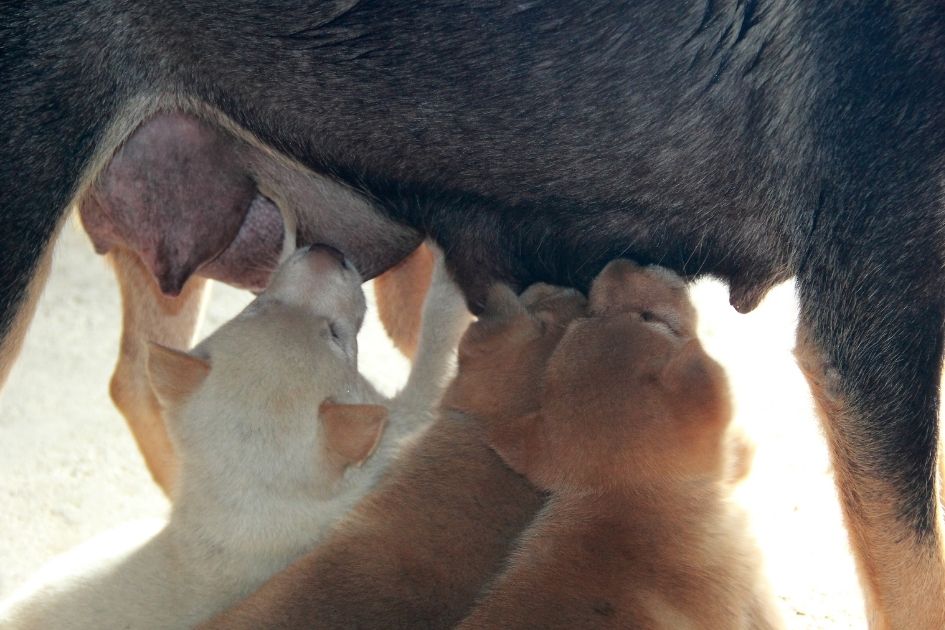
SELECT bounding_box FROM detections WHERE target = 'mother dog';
[1,3,943,628]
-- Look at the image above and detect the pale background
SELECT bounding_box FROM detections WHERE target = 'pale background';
[0,218,870,627]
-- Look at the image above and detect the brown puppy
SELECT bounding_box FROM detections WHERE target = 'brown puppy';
[203,282,586,629]
[460,260,782,630]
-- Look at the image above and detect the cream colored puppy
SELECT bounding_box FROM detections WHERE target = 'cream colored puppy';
[0,243,469,629]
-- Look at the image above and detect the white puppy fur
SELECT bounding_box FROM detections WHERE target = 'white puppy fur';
[0,244,470,629]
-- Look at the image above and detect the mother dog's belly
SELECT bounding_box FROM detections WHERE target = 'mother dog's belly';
[78,108,793,313]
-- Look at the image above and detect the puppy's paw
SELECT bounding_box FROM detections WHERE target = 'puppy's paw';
[459,283,545,360]
[724,427,756,486]
[480,283,528,321]
[519,283,586,326]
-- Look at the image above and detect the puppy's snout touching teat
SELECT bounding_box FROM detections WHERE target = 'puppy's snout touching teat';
[261,245,366,318]
[305,244,351,271]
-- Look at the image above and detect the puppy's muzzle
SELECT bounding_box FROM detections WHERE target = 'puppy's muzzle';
[306,244,352,271]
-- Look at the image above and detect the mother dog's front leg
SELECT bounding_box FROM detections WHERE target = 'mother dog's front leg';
[0,222,60,397]
[107,247,209,496]
[795,259,945,629]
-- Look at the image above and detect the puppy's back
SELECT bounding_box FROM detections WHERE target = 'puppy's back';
[461,481,779,629]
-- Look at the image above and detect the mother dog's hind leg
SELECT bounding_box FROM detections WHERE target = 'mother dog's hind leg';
[108,247,209,496]
[795,261,945,629]
[0,217,64,397]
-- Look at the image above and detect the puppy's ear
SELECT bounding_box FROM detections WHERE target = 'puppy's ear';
[660,340,730,425]
[319,402,388,466]
[588,258,642,315]
[147,342,210,408]
[488,411,543,476]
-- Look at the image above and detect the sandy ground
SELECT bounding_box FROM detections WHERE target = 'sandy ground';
[0,219,867,627]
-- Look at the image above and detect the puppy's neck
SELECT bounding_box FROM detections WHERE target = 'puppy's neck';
[167,474,354,584]
[165,379,398,576]
[559,476,729,528]
[541,483,736,578]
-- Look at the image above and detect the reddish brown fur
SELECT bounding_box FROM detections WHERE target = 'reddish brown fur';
[460,260,782,629]
[202,283,587,629]
[318,401,388,466]
[373,242,434,359]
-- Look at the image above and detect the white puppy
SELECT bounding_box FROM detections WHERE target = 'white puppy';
[0,244,469,629]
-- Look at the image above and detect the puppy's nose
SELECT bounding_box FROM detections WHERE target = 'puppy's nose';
[306,244,350,270]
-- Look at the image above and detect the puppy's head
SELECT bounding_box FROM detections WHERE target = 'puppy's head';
[587,257,697,333]
[444,282,587,430]
[147,245,385,498]
[490,260,732,493]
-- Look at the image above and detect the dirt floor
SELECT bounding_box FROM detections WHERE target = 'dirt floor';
[0,219,867,627]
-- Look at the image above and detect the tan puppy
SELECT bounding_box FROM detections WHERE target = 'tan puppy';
[104,240,433,496]
[460,260,783,630]
[203,282,587,629]
[0,244,467,629]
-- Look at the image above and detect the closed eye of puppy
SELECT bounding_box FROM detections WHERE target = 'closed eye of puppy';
[201,282,586,629]
[460,259,783,630]
[0,243,468,629]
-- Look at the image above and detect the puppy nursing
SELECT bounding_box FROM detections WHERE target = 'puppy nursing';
[0,244,467,629]
[205,282,589,629]
[460,260,782,629]
[3,252,779,629]
[209,262,778,629]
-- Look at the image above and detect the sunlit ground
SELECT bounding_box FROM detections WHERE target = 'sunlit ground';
[0,219,869,627]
